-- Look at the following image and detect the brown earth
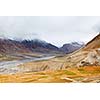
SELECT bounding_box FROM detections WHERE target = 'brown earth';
[0,66,100,83]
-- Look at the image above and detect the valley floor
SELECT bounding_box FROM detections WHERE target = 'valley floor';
[0,51,100,83]
[0,66,100,83]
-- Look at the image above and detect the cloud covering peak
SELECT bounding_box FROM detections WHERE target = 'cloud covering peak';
[0,16,100,46]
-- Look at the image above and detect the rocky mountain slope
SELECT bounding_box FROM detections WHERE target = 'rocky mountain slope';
[60,42,84,53]
[21,39,61,54]
[64,33,100,67]
[0,38,83,57]
[16,33,100,73]
[0,38,63,55]
[0,39,31,54]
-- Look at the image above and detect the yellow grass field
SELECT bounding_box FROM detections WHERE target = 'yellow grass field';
[0,66,100,83]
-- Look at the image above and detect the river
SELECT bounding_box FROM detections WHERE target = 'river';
[0,56,55,68]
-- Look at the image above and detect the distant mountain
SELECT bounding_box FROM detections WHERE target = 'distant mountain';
[0,38,84,56]
[60,42,84,54]
[0,38,61,55]
[0,39,31,54]
[21,39,61,53]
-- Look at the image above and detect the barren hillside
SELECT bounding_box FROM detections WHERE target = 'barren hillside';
[16,33,100,73]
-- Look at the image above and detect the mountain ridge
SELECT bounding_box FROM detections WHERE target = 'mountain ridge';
[0,37,84,55]
[60,42,84,53]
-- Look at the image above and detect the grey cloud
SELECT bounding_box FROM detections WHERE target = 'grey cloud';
[0,16,99,46]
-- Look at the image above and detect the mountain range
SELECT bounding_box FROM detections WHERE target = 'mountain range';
[60,42,84,53]
[17,33,100,73]
[0,38,84,56]
[1,33,100,83]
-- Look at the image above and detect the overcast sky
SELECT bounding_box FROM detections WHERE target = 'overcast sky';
[0,16,100,46]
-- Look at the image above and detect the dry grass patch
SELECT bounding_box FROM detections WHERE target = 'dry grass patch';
[0,66,100,83]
